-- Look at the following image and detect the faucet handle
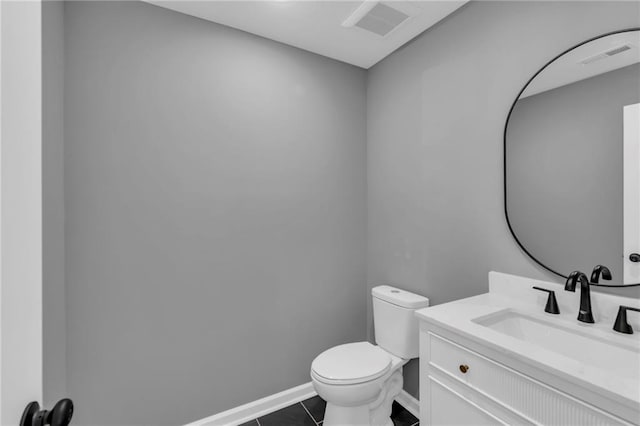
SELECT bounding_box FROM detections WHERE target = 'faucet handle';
[532,286,560,314]
[613,306,640,334]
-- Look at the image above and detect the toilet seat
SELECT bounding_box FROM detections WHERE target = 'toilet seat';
[311,342,391,385]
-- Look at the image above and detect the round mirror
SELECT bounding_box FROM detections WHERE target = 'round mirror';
[505,28,640,286]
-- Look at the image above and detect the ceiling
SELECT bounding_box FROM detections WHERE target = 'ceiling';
[144,1,468,69]
[522,31,640,98]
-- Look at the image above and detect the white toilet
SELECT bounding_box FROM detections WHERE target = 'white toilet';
[310,285,429,426]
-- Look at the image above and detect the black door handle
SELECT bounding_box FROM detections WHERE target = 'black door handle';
[630,253,640,263]
[20,399,73,426]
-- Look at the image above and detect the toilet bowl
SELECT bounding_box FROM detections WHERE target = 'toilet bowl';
[310,286,429,426]
[311,342,406,426]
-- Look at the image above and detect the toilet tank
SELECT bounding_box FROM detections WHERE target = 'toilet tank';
[372,285,429,359]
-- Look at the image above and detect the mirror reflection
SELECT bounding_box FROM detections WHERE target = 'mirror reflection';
[505,29,640,285]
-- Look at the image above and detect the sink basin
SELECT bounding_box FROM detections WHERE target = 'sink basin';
[473,310,640,379]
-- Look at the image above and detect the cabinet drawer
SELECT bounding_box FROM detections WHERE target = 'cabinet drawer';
[427,332,632,426]
[428,374,507,426]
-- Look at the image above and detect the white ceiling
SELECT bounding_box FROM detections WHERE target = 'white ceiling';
[144,1,468,69]
[522,31,640,98]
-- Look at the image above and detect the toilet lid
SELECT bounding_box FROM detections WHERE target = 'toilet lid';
[311,342,391,385]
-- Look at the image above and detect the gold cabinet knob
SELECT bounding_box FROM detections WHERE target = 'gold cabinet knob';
[459,364,469,374]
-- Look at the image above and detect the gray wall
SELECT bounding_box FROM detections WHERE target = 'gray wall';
[508,64,640,283]
[64,2,366,425]
[42,0,66,406]
[366,1,640,398]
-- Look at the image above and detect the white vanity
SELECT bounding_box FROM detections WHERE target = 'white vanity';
[415,272,640,425]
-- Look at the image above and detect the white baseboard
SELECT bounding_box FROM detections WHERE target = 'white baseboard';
[396,389,420,420]
[184,382,316,426]
[185,383,420,426]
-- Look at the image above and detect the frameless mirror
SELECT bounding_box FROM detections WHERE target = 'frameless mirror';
[505,28,640,286]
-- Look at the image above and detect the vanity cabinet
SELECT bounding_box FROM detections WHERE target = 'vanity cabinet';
[419,324,637,426]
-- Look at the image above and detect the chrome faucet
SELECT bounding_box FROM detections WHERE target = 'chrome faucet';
[564,271,594,323]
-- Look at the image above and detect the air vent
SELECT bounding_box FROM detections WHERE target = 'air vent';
[343,2,410,37]
[579,44,632,65]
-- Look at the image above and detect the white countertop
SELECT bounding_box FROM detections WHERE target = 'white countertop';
[415,272,640,411]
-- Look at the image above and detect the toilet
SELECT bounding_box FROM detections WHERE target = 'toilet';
[310,285,429,426]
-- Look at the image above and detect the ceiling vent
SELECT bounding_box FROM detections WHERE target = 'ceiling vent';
[579,44,633,65]
[343,2,411,37]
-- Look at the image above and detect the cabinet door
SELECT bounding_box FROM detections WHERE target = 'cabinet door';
[428,376,506,426]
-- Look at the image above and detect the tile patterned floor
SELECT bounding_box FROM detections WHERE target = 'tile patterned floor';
[238,396,418,426]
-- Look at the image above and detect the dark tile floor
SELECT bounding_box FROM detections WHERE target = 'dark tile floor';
[239,396,418,426]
